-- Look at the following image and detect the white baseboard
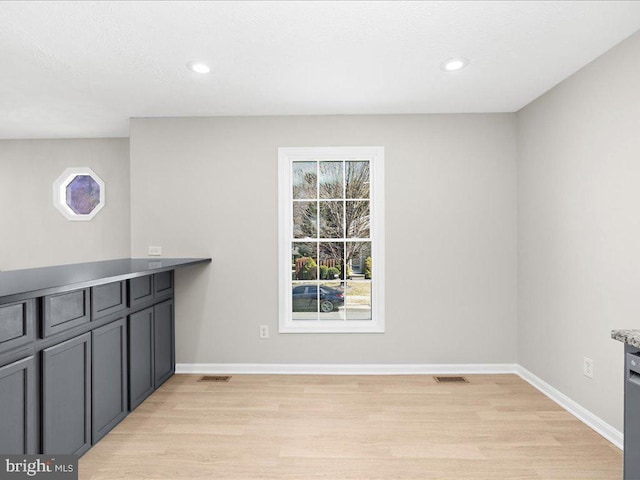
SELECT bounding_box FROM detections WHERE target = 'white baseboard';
[175,362,622,450]
[516,365,623,450]
[175,363,518,375]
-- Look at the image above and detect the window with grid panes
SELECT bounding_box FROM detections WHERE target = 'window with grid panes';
[278,147,385,333]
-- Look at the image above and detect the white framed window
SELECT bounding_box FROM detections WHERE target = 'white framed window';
[53,167,105,221]
[278,146,385,333]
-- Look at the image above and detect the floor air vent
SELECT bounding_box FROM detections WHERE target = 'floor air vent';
[198,375,231,382]
[434,376,468,383]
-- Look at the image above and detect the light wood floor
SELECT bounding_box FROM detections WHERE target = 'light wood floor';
[79,374,622,479]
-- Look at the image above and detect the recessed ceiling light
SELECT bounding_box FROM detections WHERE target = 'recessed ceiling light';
[187,61,211,74]
[441,58,469,72]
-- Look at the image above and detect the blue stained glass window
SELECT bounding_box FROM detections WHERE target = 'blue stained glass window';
[66,175,101,215]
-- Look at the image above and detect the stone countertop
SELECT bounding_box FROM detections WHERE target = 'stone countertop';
[0,257,211,304]
[611,329,640,349]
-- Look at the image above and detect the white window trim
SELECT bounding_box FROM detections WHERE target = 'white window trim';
[278,146,385,334]
[52,167,106,221]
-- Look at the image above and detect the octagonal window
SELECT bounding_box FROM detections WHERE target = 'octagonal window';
[66,175,101,215]
[53,168,105,221]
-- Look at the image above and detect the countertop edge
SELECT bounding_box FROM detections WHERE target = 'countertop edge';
[0,258,211,305]
[611,329,640,349]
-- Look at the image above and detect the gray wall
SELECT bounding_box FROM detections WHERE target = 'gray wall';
[517,31,640,432]
[0,138,130,270]
[130,114,518,364]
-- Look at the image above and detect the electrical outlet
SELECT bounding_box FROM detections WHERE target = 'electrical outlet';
[584,357,594,379]
[148,246,162,256]
[259,325,269,339]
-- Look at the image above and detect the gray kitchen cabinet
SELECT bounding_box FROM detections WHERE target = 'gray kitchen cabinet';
[92,318,127,443]
[153,271,173,297]
[128,307,155,410]
[0,355,37,454]
[43,289,90,337]
[0,299,35,354]
[0,258,209,456]
[129,275,154,307]
[128,300,175,410]
[91,281,126,320]
[42,332,91,456]
[625,345,640,479]
[153,300,174,388]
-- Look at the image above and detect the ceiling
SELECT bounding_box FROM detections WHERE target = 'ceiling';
[1,1,640,139]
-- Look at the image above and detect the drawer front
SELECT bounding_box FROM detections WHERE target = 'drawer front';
[92,281,126,320]
[0,299,35,354]
[129,275,154,307]
[43,289,90,337]
[153,271,173,297]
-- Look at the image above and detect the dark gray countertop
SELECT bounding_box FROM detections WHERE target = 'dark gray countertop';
[611,329,640,349]
[0,258,211,304]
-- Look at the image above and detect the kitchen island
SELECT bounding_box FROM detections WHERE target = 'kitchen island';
[612,329,640,480]
[0,257,210,456]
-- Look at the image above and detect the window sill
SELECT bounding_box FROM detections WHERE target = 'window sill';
[279,323,385,334]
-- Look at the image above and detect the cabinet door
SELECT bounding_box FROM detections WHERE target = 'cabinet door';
[42,332,91,456]
[128,308,154,410]
[92,318,127,443]
[0,355,37,454]
[153,300,174,388]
